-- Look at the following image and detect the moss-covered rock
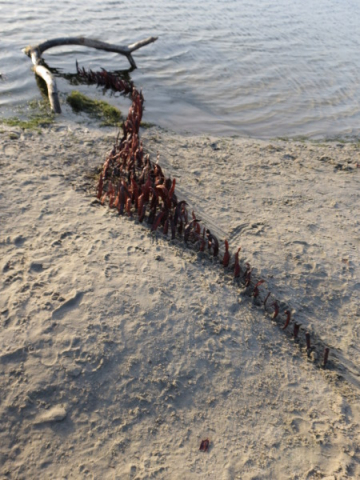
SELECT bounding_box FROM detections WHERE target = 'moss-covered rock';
[67,91,122,126]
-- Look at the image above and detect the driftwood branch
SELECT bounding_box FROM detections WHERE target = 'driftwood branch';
[23,36,158,114]
[24,48,62,113]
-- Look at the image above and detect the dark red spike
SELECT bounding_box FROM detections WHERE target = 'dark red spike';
[223,240,230,267]
[97,175,104,199]
[199,228,206,252]
[234,247,241,278]
[293,323,300,339]
[152,211,164,232]
[264,292,271,308]
[272,301,279,319]
[163,219,169,235]
[245,267,252,287]
[155,184,169,203]
[253,280,265,298]
[323,347,330,367]
[142,177,152,203]
[126,197,132,217]
[138,194,145,218]
[131,177,139,207]
[184,223,193,243]
[282,310,291,330]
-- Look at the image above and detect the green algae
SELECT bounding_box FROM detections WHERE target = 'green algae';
[67,91,122,126]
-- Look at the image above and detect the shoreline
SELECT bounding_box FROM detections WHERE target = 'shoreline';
[1,121,360,479]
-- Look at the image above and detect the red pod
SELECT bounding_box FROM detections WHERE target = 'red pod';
[163,219,169,235]
[223,240,230,267]
[178,220,183,235]
[97,175,104,199]
[253,280,265,298]
[184,222,193,243]
[138,194,145,218]
[152,211,164,232]
[282,310,291,330]
[323,347,330,367]
[272,301,279,319]
[107,181,115,208]
[305,332,311,350]
[206,229,218,256]
[168,178,176,206]
[264,292,271,308]
[293,323,300,339]
[192,211,201,235]
[182,205,188,225]
[155,184,169,204]
[199,439,210,452]
[131,177,139,207]
[234,247,241,278]
[126,197,132,217]
[102,157,111,178]
[114,190,120,209]
[150,187,159,211]
[212,234,219,257]
[244,263,252,287]
[199,228,206,251]
[142,177,152,203]
[214,240,219,257]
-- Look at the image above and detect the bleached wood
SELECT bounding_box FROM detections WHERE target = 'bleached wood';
[33,64,61,113]
[24,36,158,69]
[24,48,62,113]
[23,36,158,113]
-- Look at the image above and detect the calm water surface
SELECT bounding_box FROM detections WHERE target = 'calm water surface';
[1,0,360,138]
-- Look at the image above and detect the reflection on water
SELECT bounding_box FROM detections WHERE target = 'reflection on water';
[1,0,360,138]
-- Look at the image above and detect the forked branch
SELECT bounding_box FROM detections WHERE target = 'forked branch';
[23,36,158,113]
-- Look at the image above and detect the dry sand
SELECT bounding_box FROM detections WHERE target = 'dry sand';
[1,121,360,479]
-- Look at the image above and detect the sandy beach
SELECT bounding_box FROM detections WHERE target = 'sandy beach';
[1,121,360,479]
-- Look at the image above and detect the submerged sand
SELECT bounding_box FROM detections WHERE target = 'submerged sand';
[1,122,360,479]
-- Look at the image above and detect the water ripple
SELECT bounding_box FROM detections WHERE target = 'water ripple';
[1,0,360,138]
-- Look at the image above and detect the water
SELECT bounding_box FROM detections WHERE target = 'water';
[1,0,360,138]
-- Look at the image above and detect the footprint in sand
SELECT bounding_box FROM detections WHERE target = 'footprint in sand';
[289,417,310,435]
[33,405,67,424]
[52,291,84,320]
[29,262,44,273]
[3,143,20,157]
[14,235,26,247]
[0,346,27,365]
[104,264,120,279]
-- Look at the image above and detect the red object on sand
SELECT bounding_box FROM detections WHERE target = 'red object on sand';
[282,310,291,330]
[234,247,241,277]
[324,347,330,367]
[272,301,279,319]
[199,439,210,452]
[223,239,230,267]
[293,323,300,339]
